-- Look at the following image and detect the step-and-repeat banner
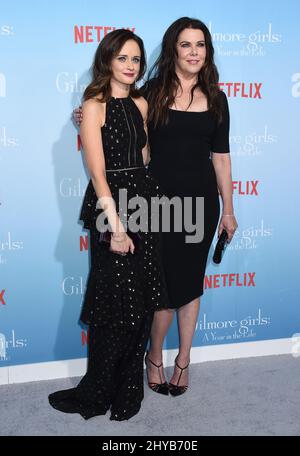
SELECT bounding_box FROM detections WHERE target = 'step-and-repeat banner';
[1,0,299,369]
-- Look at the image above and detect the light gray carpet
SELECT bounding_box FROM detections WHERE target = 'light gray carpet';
[1,354,299,436]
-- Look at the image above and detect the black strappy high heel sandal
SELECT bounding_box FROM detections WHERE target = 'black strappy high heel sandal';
[145,351,169,396]
[169,355,189,397]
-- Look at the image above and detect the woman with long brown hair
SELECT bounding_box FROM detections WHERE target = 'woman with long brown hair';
[48,29,169,421]
[142,17,238,396]
[74,17,238,399]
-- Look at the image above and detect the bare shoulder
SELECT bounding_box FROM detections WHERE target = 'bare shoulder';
[82,97,104,113]
[132,96,148,121]
[82,97,105,125]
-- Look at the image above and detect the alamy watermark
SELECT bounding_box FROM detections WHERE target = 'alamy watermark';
[95,189,204,244]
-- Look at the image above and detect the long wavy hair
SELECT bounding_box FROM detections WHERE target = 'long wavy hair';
[83,29,146,102]
[147,17,223,126]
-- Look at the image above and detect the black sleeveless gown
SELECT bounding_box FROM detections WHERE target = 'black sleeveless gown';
[48,96,169,421]
[141,81,230,308]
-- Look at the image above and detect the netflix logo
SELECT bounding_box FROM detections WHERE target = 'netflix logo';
[80,235,88,252]
[232,180,259,196]
[219,82,262,99]
[74,25,136,44]
[81,329,89,346]
[0,289,5,305]
[204,272,256,290]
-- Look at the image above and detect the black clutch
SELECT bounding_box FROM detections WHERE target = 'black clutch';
[213,229,228,264]
[99,230,141,253]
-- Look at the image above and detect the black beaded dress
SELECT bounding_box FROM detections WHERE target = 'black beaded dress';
[48,96,169,421]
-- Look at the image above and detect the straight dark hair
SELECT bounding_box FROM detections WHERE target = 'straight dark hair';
[147,17,223,126]
[83,29,146,102]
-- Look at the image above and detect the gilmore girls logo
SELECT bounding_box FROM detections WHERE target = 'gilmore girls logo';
[226,219,273,250]
[0,126,19,148]
[0,232,24,265]
[0,25,14,36]
[209,22,282,57]
[0,330,28,362]
[230,125,278,157]
[196,308,271,342]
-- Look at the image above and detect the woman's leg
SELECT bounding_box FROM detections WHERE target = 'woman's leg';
[169,297,200,386]
[147,308,175,383]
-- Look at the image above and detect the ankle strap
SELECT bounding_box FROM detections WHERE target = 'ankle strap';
[174,356,189,386]
[145,352,162,369]
[175,356,189,371]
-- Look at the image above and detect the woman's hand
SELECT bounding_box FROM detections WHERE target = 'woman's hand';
[73,106,83,127]
[218,214,238,242]
[110,232,135,256]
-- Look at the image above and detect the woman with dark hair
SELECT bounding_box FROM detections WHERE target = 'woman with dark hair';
[74,17,238,399]
[142,17,238,397]
[48,29,169,421]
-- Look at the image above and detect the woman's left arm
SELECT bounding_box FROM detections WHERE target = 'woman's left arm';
[212,152,238,241]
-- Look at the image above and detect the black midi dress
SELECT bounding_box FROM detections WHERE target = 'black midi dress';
[141,82,230,308]
[48,96,169,421]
